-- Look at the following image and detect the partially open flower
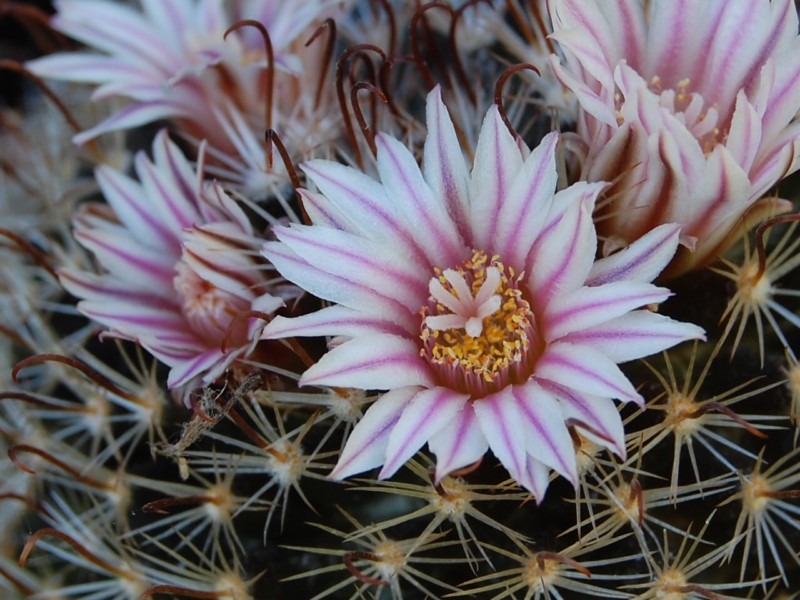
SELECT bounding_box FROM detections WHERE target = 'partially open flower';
[27,0,345,197]
[60,130,290,395]
[548,0,800,276]
[262,86,704,501]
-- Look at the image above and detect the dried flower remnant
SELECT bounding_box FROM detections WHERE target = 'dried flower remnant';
[59,131,290,397]
[263,85,704,500]
[548,0,800,276]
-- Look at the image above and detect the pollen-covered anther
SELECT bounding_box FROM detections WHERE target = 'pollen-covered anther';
[420,251,540,398]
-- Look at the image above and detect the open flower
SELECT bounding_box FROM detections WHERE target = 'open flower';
[548,0,800,276]
[60,130,290,395]
[262,87,704,500]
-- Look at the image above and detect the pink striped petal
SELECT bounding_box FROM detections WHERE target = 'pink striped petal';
[298,189,354,231]
[428,406,488,483]
[726,92,762,173]
[519,454,552,502]
[75,228,174,291]
[330,388,420,480]
[73,101,189,145]
[275,224,429,311]
[376,133,464,267]
[423,86,470,241]
[167,348,228,389]
[262,240,417,330]
[300,335,434,390]
[60,268,174,306]
[77,300,195,345]
[469,106,524,250]
[473,388,528,483]
[544,282,671,341]
[535,342,643,405]
[26,53,154,84]
[380,387,469,478]
[264,305,412,340]
[95,165,177,251]
[541,380,625,457]
[300,160,430,266]
[527,185,597,307]
[563,311,705,363]
[587,224,681,285]
[513,383,577,485]
[492,133,559,267]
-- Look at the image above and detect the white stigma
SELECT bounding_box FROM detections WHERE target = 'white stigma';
[425,266,502,338]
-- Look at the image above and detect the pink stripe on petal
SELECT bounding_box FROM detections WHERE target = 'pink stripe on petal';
[380,387,469,479]
[535,342,642,405]
[300,335,434,390]
[527,188,596,307]
[513,383,577,485]
[493,133,559,267]
[544,282,670,341]
[587,224,681,285]
[376,133,464,267]
[428,406,488,483]
[564,311,705,363]
[330,388,420,480]
[520,454,552,503]
[469,106,524,250]
[263,306,413,340]
[474,388,527,483]
[263,241,418,329]
[423,86,470,242]
[540,380,625,457]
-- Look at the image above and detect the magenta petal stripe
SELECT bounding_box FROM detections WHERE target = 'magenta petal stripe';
[330,388,420,480]
[474,389,528,484]
[380,387,469,479]
[428,407,488,483]
[535,342,643,405]
[513,384,577,485]
[300,335,435,390]
[564,311,706,363]
[544,281,670,341]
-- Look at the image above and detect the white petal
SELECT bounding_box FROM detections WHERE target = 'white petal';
[423,86,471,240]
[563,311,705,363]
[469,106,524,250]
[474,388,528,483]
[330,388,419,480]
[535,342,642,405]
[300,335,435,390]
[544,282,671,341]
[429,406,488,482]
[380,387,469,478]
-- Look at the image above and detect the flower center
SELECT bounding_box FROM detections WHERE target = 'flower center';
[173,260,249,344]
[649,76,723,153]
[419,250,541,398]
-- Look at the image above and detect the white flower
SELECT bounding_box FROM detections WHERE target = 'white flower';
[262,87,704,501]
